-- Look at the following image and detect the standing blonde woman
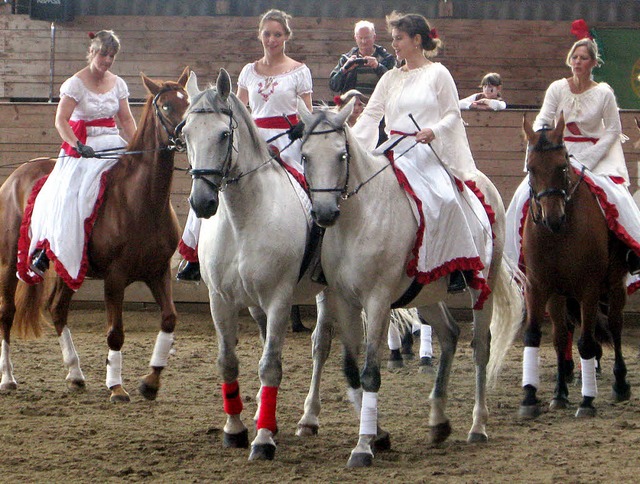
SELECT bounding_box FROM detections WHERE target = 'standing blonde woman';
[19,30,136,289]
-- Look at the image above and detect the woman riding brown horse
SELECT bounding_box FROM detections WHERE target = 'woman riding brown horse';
[518,115,631,418]
[0,67,190,402]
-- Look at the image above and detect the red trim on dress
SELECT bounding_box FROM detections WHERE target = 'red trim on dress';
[178,240,199,262]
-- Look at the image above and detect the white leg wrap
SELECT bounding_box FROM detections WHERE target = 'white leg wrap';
[522,346,540,389]
[58,327,85,382]
[149,331,174,368]
[387,324,401,351]
[0,340,17,387]
[359,391,378,436]
[580,357,598,398]
[106,350,123,389]
[420,324,433,358]
[347,387,363,417]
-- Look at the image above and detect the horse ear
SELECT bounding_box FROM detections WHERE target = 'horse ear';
[297,98,313,125]
[186,71,201,99]
[217,68,231,101]
[522,113,535,143]
[552,112,566,144]
[141,73,161,96]
[334,97,355,127]
[177,66,190,87]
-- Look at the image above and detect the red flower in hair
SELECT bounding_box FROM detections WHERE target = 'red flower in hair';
[570,19,592,40]
[333,95,343,106]
[429,28,439,39]
[88,32,96,39]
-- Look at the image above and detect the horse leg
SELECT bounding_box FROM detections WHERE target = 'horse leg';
[519,285,546,419]
[103,277,129,403]
[548,295,570,410]
[0,264,18,391]
[297,291,335,437]
[138,271,178,401]
[48,279,85,391]
[421,303,459,444]
[249,302,292,461]
[575,295,601,418]
[346,299,389,468]
[211,299,248,449]
[386,322,404,369]
[468,294,493,443]
[607,284,630,402]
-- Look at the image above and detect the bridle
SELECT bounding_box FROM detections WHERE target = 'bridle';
[526,135,585,225]
[152,85,189,153]
[303,125,352,199]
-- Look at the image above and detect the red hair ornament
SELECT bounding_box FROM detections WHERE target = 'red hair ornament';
[570,19,592,40]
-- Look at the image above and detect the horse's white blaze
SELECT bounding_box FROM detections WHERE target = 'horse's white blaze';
[106,349,123,388]
[522,346,540,389]
[59,327,85,382]
[0,339,16,387]
[580,357,598,397]
[149,331,174,367]
[359,391,378,436]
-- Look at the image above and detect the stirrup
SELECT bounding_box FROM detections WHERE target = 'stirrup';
[30,250,49,278]
[626,250,640,276]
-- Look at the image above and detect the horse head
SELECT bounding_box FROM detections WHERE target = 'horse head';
[139,66,191,150]
[182,69,237,218]
[523,113,572,233]
[299,98,354,227]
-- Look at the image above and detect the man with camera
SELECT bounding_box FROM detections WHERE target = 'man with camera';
[329,20,396,96]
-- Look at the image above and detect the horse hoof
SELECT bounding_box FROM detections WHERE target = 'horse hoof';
[419,357,435,374]
[138,381,159,401]
[373,430,391,452]
[66,379,86,393]
[248,443,276,461]
[467,432,488,444]
[109,386,131,403]
[518,405,541,419]
[295,423,319,437]
[611,384,631,402]
[549,398,568,410]
[575,405,597,418]
[223,429,249,448]
[387,359,404,370]
[430,421,452,444]
[401,351,415,360]
[346,452,373,468]
[0,382,17,392]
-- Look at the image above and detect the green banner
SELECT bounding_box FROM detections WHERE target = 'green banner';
[592,28,640,109]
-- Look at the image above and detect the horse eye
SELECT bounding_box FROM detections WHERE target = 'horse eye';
[162,104,170,112]
[340,153,348,162]
[220,131,230,141]
[301,155,308,164]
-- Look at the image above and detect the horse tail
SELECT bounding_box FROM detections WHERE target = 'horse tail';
[487,256,525,386]
[13,279,52,339]
[389,308,419,335]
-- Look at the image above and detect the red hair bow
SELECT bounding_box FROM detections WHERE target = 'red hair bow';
[88,31,96,39]
[570,19,592,40]
[333,95,343,106]
[429,28,439,40]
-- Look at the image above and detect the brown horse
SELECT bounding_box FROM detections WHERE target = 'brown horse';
[0,67,190,402]
[518,115,631,419]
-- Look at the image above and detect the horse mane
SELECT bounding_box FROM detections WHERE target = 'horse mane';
[531,128,561,153]
[188,86,270,158]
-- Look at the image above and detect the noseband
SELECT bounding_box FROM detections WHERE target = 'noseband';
[152,86,189,152]
[527,139,585,225]
[184,105,237,192]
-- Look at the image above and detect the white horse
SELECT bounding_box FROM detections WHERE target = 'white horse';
[297,100,524,468]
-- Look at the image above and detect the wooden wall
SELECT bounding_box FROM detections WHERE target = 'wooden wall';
[1,14,585,107]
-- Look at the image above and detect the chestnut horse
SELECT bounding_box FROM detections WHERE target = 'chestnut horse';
[518,116,631,419]
[0,68,190,402]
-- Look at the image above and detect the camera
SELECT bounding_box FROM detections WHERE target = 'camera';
[352,58,368,66]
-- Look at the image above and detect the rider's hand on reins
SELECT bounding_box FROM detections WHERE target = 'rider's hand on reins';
[76,141,96,158]
[287,122,305,142]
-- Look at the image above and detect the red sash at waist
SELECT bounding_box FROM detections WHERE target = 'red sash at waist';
[564,136,598,144]
[61,117,117,157]
[390,130,417,137]
[254,114,299,129]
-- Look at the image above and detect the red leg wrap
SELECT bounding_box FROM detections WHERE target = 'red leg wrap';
[222,381,243,415]
[256,386,278,433]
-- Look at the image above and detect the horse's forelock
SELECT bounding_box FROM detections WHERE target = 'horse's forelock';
[532,129,558,153]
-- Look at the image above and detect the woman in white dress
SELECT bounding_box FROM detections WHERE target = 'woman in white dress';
[505,37,640,285]
[19,30,136,290]
[177,9,313,330]
[351,12,493,295]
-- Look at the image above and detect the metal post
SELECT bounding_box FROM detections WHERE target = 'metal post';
[49,21,56,103]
